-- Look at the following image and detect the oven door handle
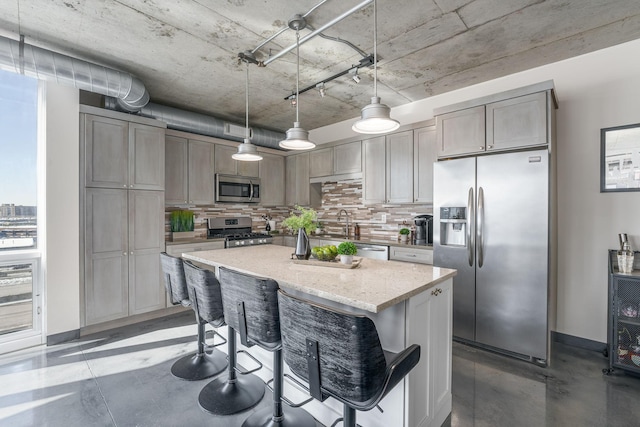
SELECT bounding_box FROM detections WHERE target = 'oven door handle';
[249,180,254,202]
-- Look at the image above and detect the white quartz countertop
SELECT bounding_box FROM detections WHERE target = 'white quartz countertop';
[182,245,456,313]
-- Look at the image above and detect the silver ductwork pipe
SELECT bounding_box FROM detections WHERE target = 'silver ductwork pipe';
[105,97,285,150]
[0,35,149,112]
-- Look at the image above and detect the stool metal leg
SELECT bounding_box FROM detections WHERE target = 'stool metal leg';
[198,326,265,415]
[171,320,227,381]
[242,348,317,427]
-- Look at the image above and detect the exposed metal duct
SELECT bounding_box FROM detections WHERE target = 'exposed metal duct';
[105,97,285,150]
[0,35,149,112]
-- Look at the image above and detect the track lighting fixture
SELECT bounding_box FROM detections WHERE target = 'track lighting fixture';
[352,0,400,134]
[317,82,326,97]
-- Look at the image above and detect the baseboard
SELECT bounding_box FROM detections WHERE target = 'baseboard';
[46,329,80,346]
[552,331,607,353]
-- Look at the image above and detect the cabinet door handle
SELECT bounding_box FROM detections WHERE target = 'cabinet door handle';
[130,251,133,255]
[407,254,416,257]
[130,184,134,188]
[123,185,127,188]
[487,145,494,149]
[479,146,485,150]
[123,252,127,256]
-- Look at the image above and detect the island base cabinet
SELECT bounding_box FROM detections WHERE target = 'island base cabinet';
[406,280,453,427]
[205,270,453,427]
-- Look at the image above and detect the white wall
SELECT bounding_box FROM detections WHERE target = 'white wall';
[45,83,80,335]
[311,38,640,343]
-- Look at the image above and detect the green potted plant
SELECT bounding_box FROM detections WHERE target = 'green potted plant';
[282,205,317,236]
[170,210,195,241]
[315,221,324,235]
[337,241,358,265]
[399,227,410,243]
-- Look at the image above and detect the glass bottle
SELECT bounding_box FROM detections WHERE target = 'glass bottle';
[618,241,634,274]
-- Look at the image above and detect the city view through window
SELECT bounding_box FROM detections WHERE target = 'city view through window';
[0,69,38,336]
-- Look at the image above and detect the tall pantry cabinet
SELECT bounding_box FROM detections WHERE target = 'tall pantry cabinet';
[80,106,166,326]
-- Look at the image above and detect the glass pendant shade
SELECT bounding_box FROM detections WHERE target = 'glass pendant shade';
[352,96,400,134]
[279,122,316,150]
[232,138,262,161]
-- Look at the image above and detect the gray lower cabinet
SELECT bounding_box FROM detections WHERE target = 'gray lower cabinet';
[165,135,215,205]
[259,153,285,206]
[389,246,433,265]
[84,188,165,325]
[83,114,165,190]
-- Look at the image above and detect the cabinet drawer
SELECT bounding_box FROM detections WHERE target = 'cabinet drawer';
[390,246,433,264]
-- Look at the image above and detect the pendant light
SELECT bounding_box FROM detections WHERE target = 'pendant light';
[352,0,399,134]
[279,26,315,150]
[233,55,262,161]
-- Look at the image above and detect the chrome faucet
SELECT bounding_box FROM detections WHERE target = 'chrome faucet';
[338,209,350,237]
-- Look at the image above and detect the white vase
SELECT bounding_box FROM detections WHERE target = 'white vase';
[340,254,353,265]
[400,234,408,243]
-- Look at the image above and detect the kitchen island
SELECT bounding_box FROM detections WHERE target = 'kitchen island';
[183,245,456,427]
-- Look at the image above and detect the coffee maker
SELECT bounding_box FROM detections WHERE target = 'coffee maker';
[414,214,433,245]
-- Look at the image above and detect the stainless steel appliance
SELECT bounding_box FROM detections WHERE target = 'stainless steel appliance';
[215,174,260,203]
[434,149,550,364]
[413,214,433,245]
[207,217,272,248]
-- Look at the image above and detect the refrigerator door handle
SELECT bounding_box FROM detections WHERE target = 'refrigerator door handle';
[467,187,474,267]
[477,186,484,268]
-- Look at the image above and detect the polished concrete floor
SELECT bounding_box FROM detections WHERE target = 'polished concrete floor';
[0,311,639,427]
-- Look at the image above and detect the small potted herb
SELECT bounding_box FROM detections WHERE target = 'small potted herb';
[170,210,195,241]
[399,227,410,243]
[337,241,358,265]
[315,221,324,235]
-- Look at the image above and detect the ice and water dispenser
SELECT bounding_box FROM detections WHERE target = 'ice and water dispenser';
[440,207,467,247]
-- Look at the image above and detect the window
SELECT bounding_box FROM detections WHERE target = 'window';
[0,69,42,344]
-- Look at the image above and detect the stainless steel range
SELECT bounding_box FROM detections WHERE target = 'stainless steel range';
[207,217,272,248]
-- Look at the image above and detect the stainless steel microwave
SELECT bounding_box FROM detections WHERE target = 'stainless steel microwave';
[215,174,260,203]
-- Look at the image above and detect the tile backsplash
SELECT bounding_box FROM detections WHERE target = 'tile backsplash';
[165,178,432,242]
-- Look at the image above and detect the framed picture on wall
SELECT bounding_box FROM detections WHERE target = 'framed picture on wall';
[601,123,640,192]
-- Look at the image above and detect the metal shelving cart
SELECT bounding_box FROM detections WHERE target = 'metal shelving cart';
[604,250,640,375]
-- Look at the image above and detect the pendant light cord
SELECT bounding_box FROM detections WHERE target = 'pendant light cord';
[245,61,250,140]
[296,29,300,123]
[373,0,377,97]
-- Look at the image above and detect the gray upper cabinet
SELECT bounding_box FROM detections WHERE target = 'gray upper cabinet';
[486,91,548,151]
[286,153,311,206]
[215,144,260,177]
[386,130,414,204]
[84,115,129,189]
[259,153,285,206]
[187,140,215,204]
[436,87,551,158]
[84,114,164,190]
[334,141,362,175]
[165,136,215,205]
[362,136,386,204]
[414,126,437,203]
[309,147,334,178]
[437,106,485,158]
[164,135,188,204]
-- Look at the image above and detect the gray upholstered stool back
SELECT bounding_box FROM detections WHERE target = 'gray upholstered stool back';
[277,289,387,405]
[183,260,225,328]
[218,266,281,350]
[160,252,190,306]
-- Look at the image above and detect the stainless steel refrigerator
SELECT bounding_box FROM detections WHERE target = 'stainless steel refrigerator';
[433,149,550,364]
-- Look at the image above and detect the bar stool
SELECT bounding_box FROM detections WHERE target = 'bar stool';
[160,253,226,380]
[214,266,316,427]
[277,289,421,427]
[190,263,265,416]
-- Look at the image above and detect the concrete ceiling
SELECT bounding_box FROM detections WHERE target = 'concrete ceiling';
[1,0,640,134]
